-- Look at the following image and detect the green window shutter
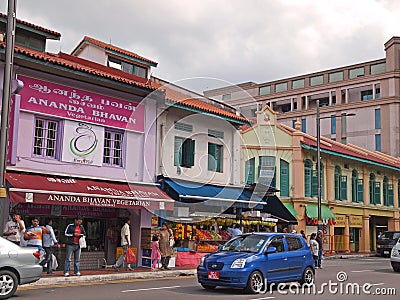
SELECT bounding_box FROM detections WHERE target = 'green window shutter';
[388,184,394,206]
[304,167,312,197]
[311,170,318,197]
[370,180,375,204]
[215,145,222,172]
[280,160,289,197]
[334,173,341,200]
[181,139,195,167]
[174,137,184,166]
[374,182,381,204]
[245,158,255,185]
[357,179,364,203]
[352,177,357,202]
[340,175,347,200]
[208,143,222,172]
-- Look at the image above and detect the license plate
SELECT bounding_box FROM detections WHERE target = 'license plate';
[208,271,220,280]
[384,251,389,254]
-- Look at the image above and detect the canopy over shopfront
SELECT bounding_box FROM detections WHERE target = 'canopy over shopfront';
[305,203,336,225]
[6,172,174,211]
[260,196,298,224]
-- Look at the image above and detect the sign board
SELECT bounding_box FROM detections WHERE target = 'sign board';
[349,215,363,228]
[335,214,346,227]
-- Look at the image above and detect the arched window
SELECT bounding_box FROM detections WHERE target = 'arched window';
[369,173,381,204]
[304,159,312,197]
[383,176,394,206]
[334,166,341,200]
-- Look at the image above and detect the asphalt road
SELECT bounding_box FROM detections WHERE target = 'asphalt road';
[17,257,399,300]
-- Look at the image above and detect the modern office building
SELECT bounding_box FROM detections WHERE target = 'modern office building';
[205,36,400,157]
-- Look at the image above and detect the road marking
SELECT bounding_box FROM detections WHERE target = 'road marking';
[121,285,181,293]
[351,270,373,273]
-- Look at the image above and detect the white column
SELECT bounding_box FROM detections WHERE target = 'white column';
[372,84,376,99]
[329,91,333,106]
[305,96,309,110]
[345,89,349,104]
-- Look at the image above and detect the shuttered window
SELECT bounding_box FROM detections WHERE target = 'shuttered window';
[357,179,364,203]
[245,158,255,185]
[340,175,348,200]
[280,159,289,197]
[174,137,195,168]
[208,143,223,172]
[304,160,312,197]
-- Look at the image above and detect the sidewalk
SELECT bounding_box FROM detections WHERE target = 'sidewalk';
[28,252,378,287]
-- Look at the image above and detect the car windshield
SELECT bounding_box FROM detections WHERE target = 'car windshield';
[221,235,266,253]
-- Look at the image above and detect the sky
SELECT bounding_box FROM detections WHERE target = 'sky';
[2,0,400,93]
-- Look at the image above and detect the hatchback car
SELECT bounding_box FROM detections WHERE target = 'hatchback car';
[377,231,400,257]
[390,238,400,272]
[0,237,43,299]
[197,233,315,293]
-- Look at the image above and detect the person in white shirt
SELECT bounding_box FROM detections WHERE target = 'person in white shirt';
[227,223,242,238]
[41,219,59,274]
[3,213,25,245]
[113,218,133,271]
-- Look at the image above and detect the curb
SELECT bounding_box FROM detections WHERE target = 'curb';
[324,253,377,260]
[28,269,197,286]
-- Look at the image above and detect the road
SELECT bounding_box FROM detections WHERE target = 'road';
[17,257,399,300]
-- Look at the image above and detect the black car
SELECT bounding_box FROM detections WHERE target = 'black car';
[377,231,400,257]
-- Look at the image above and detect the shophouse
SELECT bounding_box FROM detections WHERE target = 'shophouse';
[1,14,174,268]
[242,106,400,253]
[205,36,400,158]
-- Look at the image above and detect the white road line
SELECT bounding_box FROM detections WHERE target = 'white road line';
[249,297,276,300]
[351,270,373,273]
[121,286,181,293]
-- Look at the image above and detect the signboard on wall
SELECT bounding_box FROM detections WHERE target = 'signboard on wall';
[335,214,346,227]
[61,120,104,166]
[349,215,363,228]
[17,75,145,132]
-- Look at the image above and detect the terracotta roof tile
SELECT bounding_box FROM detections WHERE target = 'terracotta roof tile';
[0,12,61,38]
[72,36,157,66]
[151,82,249,124]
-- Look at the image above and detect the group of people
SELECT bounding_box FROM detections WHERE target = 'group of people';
[3,213,86,276]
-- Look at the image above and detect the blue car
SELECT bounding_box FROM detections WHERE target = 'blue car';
[197,233,315,293]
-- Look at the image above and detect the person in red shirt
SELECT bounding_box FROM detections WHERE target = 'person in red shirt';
[64,216,87,276]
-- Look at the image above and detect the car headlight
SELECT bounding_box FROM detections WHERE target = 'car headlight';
[377,245,381,248]
[231,258,246,269]
[392,248,398,257]
[199,257,205,267]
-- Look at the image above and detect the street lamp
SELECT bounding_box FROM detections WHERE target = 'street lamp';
[316,100,355,230]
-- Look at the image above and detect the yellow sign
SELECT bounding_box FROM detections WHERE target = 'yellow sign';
[0,188,6,198]
[349,215,363,228]
[335,214,346,227]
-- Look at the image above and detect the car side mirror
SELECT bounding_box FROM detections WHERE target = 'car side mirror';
[265,246,277,254]
[217,245,223,251]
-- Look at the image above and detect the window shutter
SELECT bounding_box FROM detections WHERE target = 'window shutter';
[388,184,394,206]
[174,137,183,166]
[374,182,381,204]
[245,158,255,185]
[280,160,289,197]
[334,173,341,200]
[183,139,195,167]
[352,177,358,202]
[357,179,364,203]
[340,175,347,200]
[208,143,216,171]
[311,170,318,197]
[304,167,312,197]
[215,145,222,172]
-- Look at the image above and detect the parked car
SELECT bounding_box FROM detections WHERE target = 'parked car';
[390,238,400,272]
[197,233,315,294]
[0,237,43,299]
[377,231,400,257]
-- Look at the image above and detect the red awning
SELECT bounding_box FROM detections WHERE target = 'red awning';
[6,172,174,211]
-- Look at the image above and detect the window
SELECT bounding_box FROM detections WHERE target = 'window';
[292,119,296,129]
[361,90,373,100]
[103,130,124,166]
[174,122,193,132]
[259,86,271,95]
[349,67,365,79]
[301,119,306,133]
[329,71,344,83]
[208,143,223,172]
[370,63,386,75]
[331,115,336,134]
[280,159,289,197]
[245,158,255,185]
[310,75,323,86]
[174,137,195,168]
[108,57,148,78]
[33,118,59,158]
[383,176,394,206]
[304,160,312,197]
[375,109,381,129]
[375,134,381,152]
[286,236,303,251]
[292,79,305,89]
[376,88,381,99]
[275,82,288,92]
[208,129,224,139]
[15,34,45,52]
[222,94,231,100]
[268,236,284,252]
[281,103,292,113]
[258,156,275,186]
[369,173,381,204]
[334,166,341,200]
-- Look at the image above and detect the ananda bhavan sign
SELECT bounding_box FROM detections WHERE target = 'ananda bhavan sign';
[17,75,145,133]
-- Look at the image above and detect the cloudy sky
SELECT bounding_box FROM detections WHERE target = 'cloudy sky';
[2,0,400,92]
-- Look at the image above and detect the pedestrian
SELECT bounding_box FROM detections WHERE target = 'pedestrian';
[41,219,59,274]
[158,222,174,270]
[23,217,50,250]
[64,216,87,277]
[113,218,133,271]
[227,223,242,238]
[316,230,324,269]
[3,213,25,245]
[309,233,319,268]
[151,234,161,271]
[282,227,288,233]
[300,230,307,241]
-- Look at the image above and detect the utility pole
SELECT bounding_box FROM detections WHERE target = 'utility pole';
[0,0,17,232]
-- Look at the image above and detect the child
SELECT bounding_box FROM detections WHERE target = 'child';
[151,234,161,271]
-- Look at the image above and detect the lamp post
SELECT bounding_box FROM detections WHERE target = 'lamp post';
[316,100,355,231]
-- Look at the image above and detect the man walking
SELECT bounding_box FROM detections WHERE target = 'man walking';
[41,219,58,274]
[64,216,86,276]
[3,213,25,245]
[113,218,133,271]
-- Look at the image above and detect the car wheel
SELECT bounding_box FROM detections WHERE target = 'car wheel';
[0,270,18,300]
[299,267,315,285]
[391,262,400,272]
[245,270,264,294]
[201,284,216,290]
